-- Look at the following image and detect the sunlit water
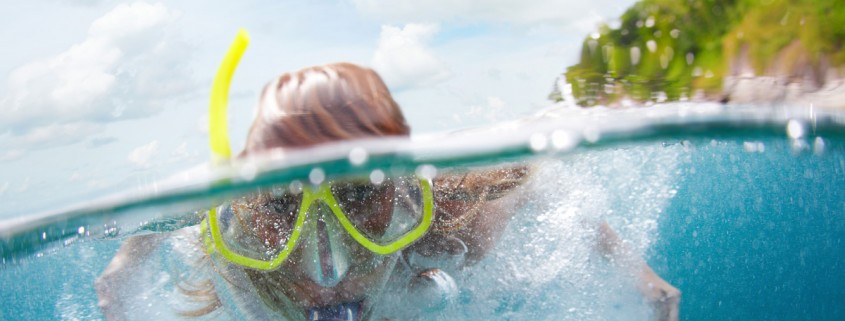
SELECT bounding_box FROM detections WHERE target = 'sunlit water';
[1,103,844,321]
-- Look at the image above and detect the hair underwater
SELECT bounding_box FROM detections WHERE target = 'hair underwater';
[243,63,411,154]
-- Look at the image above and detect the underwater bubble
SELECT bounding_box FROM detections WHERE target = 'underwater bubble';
[370,169,385,185]
[551,130,577,150]
[348,147,368,166]
[271,186,285,197]
[726,142,744,153]
[309,168,325,185]
[743,141,765,153]
[814,137,826,155]
[787,120,806,139]
[529,133,548,152]
[791,139,809,152]
[78,226,85,235]
[289,180,304,194]
[104,226,119,237]
[416,164,438,180]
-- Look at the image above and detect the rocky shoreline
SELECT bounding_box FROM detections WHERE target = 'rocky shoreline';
[721,41,845,108]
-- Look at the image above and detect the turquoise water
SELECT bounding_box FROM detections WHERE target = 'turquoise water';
[1,105,844,320]
[653,138,845,321]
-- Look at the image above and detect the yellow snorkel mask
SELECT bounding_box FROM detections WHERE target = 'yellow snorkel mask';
[202,29,434,273]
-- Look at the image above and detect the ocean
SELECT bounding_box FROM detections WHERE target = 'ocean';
[1,103,843,320]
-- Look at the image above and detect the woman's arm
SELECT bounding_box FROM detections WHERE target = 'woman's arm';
[408,163,680,321]
[597,222,681,321]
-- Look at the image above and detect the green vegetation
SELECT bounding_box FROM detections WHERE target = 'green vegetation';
[561,0,845,107]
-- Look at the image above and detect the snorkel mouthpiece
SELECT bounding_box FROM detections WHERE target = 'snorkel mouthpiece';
[307,302,363,321]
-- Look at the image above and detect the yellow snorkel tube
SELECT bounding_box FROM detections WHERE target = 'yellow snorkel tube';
[209,29,250,164]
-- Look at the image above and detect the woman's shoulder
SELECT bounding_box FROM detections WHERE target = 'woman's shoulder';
[96,226,218,320]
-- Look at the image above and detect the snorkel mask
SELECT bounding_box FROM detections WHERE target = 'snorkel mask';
[202,29,434,320]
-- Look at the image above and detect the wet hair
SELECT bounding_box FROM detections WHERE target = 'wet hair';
[187,63,529,318]
[187,63,409,318]
[242,62,410,154]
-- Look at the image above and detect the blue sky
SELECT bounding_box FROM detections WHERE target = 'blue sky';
[0,0,635,217]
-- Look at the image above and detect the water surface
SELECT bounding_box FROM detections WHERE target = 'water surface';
[1,104,843,320]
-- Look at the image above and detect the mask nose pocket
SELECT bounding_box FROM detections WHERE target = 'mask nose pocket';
[301,202,353,288]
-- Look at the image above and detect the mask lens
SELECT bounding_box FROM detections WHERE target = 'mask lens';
[215,187,303,261]
[331,176,425,244]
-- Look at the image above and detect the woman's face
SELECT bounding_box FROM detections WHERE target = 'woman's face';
[241,180,399,315]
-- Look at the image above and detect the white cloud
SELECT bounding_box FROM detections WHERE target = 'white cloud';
[88,136,118,148]
[128,140,159,168]
[18,122,104,146]
[17,177,31,193]
[173,141,188,157]
[464,96,509,123]
[51,0,106,6]
[1,1,197,148]
[0,122,104,155]
[372,24,451,90]
[168,141,195,163]
[571,10,608,34]
[197,113,209,134]
[0,150,26,162]
[487,96,505,109]
[352,0,632,31]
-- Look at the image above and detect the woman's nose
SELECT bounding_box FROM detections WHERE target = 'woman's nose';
[300,203,352,288]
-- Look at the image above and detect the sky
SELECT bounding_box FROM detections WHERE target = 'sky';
[0,0,635,217]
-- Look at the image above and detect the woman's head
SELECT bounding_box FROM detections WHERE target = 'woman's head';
[234,63,412,319]
[243,63,410,154]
